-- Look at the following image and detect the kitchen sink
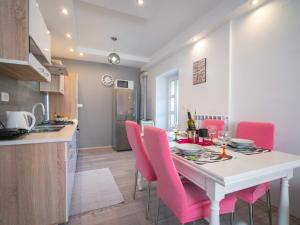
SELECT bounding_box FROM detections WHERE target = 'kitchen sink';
[31,125,65,133]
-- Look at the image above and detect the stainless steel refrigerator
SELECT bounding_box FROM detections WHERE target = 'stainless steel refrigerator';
[112,80,136,151]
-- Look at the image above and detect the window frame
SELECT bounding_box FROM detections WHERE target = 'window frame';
[167,76,179,130]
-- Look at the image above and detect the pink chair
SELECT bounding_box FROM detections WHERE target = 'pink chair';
[144,126,237,225]
[203,119,225,138]
[125,121,157,219]
[235,121,275,225]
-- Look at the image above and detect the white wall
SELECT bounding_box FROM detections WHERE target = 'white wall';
[230,0,300,217]
[155,75,168,129]
[147,23,230,129]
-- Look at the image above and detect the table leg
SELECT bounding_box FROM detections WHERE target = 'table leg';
[278,177,290,225]
[207,181,224,225]
[210,199,221,225]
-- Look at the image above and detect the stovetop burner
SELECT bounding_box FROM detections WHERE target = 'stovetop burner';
[39,120,74,126]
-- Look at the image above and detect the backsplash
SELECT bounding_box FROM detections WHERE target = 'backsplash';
[0,75,46,126]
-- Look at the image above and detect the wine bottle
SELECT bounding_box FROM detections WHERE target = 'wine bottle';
[194,110,198,129]
[187,111,196,130]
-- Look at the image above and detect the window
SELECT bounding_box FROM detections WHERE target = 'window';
[167,76,179,130]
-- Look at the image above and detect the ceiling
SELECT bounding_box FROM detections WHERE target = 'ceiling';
[37,0,223,68]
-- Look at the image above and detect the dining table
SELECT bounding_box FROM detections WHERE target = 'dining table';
[170,142,300,225]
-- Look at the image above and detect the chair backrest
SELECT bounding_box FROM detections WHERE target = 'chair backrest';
[125,121,156,181]
[236,121,275,150]
[140,120,155,136]
[203,119,225,138]
[144,126,187,215]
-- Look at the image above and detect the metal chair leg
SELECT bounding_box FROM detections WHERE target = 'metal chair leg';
[248,204,254,225]
[230,212,235,225]
[133,169,138,200]
[146,182,151,220]
[155,198,161,225]
[266,190,273,225]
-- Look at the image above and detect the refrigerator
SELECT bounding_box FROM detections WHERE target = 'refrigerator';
[112,80,136,151]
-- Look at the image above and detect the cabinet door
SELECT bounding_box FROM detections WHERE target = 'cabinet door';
[40,75,64,94]
[29,0,51,63]
[0,0,29,61]
[66,133,77,216]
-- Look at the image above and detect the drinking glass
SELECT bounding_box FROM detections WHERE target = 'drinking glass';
[217,130,230,158]
[207,126,216,142]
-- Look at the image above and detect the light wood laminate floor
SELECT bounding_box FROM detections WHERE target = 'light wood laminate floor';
[63,148,300,225]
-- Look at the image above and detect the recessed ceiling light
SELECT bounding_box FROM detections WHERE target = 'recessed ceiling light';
[44,48,49,52]
[66,33,72,39]
[47,30,50,34]
[79,52,83,56]
[251,0,259,5]
[137,0,144,6]
[69,48,74,52]
[62,8,68,15]
[192,37,199,42]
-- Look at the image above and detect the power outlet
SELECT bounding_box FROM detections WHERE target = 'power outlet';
[1,92,9,102]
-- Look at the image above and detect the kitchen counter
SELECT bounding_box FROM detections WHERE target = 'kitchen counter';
[0,120,78,146]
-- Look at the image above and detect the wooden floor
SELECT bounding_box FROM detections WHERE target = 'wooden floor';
[63,148,300,225]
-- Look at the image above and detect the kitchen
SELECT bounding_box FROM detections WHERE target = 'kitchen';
[0,0,300,225]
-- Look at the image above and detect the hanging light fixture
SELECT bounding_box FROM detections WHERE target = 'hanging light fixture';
[108,37,120,65]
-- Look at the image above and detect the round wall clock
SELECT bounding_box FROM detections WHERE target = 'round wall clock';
[101,74,114,87]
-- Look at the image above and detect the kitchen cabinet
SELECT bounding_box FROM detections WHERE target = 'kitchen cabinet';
[0,126,78,225]
[66,132,78,213]
[40,75,65,94]
[49,74,79,119]
[0,0,51,82]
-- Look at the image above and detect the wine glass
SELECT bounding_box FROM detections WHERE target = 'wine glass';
[207,126,216,142]
[218,130,230,158]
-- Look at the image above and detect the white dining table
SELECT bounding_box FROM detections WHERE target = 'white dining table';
[170,144,300,225]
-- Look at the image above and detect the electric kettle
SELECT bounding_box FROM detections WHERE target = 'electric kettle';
[6,111,36,131]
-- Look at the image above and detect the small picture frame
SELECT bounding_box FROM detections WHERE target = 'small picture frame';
[193,58,206,85]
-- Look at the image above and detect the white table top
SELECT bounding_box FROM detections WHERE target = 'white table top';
[172,144,300,186]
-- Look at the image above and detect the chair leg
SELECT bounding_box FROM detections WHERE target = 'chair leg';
[155,198,161,225]
[146,182,151,220]
[266,190,273,225]
[230,212,234,225]
[133,169,138,200]
[248,204,254,225]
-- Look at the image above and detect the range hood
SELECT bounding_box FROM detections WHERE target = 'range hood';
[44,59,68,76]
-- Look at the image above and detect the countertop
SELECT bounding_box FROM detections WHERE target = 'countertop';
[0,120,78,146]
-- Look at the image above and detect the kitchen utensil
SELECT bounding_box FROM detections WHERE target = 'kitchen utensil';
[6,111,36,131]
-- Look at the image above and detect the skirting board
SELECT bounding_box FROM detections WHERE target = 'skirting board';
[79,146,112,151]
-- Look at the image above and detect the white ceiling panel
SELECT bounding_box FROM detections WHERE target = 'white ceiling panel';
[37,0,223,68]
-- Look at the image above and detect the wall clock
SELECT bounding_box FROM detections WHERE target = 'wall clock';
[101,74,114,87]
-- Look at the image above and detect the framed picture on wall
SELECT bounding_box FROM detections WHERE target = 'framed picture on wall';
[193,58,206,85]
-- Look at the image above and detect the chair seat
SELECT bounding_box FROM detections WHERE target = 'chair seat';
[235,182,271,204]
[176,179,237,223]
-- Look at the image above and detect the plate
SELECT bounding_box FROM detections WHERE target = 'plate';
[175,143,204,155]
[230,138,254,145]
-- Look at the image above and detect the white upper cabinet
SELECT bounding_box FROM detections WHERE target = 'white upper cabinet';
[29,0,51,64]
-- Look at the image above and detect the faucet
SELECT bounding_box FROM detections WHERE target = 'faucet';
[32,102,46,125]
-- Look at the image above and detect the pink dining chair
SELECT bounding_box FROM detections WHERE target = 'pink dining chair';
[235,121,275,225]
[203,119,225,138]
[125,120,157,219]
[143,126,237,225]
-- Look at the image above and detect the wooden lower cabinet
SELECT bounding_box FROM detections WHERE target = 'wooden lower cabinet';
[0,134,77,225]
